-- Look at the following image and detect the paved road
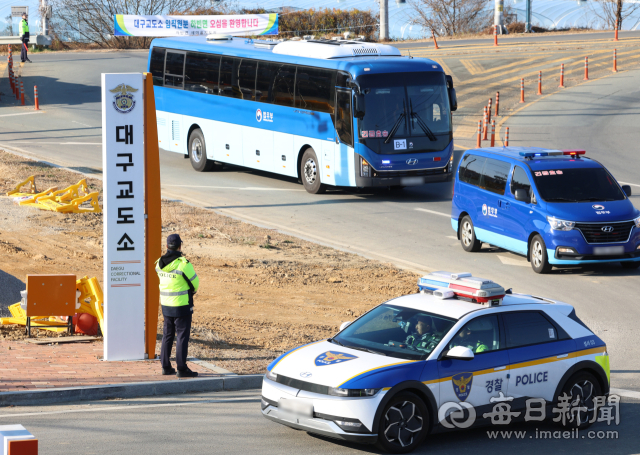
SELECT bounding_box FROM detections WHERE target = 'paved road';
[0,46,639,394]
[1,389,638,454]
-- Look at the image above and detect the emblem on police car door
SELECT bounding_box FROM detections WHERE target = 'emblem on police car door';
[314,351,358,366]
[110,83,138,114]
[452,372,473,402]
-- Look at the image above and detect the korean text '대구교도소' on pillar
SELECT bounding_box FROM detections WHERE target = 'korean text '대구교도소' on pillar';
[101,73,146,361]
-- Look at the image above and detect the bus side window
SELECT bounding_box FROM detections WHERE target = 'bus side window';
[150,48,165,87]
[295,67,335,114]
[184,52,220,95]
[219,57,241,99]
[164,51,185,89]
[271,64,296,107]
[335,89,353,147]
[255,62,276,104]
[238,59,257,101]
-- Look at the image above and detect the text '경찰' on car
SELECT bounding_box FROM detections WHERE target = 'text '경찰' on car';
[451,146,640,273]
[261,271,610,453]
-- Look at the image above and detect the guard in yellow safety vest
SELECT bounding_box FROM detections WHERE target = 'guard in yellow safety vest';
[156,233,200,378]
[19,13,31,63]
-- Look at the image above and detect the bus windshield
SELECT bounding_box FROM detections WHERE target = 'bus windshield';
[356,72,452,154]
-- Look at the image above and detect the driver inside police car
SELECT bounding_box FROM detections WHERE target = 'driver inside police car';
[452,324,488,353]
[404,315,436,351]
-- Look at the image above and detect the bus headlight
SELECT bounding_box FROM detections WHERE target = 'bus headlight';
[547,216,575,231]
[360,158,370,177]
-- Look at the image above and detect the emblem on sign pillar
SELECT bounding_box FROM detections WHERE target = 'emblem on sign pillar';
[110,83,139,114]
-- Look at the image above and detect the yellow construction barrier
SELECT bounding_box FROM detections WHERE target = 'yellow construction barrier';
[0,276,105,336]
[6,175,37,196]
[15,178,101,214]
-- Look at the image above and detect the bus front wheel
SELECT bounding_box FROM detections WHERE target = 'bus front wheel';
[189,129,216,172]
[300,148,326,194]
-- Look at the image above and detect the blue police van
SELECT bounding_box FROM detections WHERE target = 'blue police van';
[451,147,640,273]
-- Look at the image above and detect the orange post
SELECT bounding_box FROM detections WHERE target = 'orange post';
[34,85,40,110]
[432,30,439,50]
[505,127,510,147]
[476,120,482,148]
[494,25,498,46]
[519,78,525,103]
[614,19,619,41]
[537,71,542,95]
[613,49,618,72]
[9,69,14,93]
[143,72,162,360]
[20,79,25,106]
[482,106,488,140]
[490,120,496,147]
[487,98,492,124]
[495,91,500,117]
[559,63,565,88]
[584,56,589,80]
[15,77,20,100]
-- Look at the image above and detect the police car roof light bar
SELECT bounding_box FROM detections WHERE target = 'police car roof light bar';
[418,271,505,305]
[562,149,585,156]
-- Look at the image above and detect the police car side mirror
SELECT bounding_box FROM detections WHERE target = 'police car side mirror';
[622,185,632,197]
[514,188,530,203]
[339,321,352,331]
[444,346,474,361]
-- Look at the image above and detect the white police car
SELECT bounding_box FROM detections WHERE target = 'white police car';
[261,272,610,453]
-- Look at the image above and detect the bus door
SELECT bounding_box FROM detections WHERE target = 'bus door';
[334,88,354,186]
[163,50,186,154]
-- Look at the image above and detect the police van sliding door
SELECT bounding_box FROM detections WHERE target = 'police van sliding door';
[334,88,354,187]
[163,50,186,155]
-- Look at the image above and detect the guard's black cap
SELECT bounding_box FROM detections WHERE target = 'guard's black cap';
[167,233,182,250]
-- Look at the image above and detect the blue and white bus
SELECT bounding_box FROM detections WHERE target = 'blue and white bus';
[148,36,457,193]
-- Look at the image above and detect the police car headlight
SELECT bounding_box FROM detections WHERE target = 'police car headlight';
[634,215,640,228]
[547,216,575,231]
[328,387,380,397]
[265,369,277,382]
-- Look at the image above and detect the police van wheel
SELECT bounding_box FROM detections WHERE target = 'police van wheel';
[300,148,326,194]
[530,235,552,274]
[460,216,481,252]
[558,371,602,429]
[375,392,429,454]
[189,129,216,172]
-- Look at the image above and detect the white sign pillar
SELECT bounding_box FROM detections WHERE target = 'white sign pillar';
[102,73,146,361]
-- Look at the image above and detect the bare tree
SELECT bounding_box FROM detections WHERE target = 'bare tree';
[590,0,640,29]
[49,0,208,48]
[407,0,491,36]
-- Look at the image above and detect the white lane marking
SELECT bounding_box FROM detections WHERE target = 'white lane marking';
[447,236,458,240]
[9,142,101,145]
[619,181,640,188]
[0,395,261,418]
[0,112,44,118]
[497,255,529,267]
[163,184,305,192]
[414,208,451,218]
[610,387,640,400]
[72,121,93,127]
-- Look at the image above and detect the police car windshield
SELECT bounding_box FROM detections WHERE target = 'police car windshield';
[333,304,457,360]
[356,72,452,154]
[533,167,625,202]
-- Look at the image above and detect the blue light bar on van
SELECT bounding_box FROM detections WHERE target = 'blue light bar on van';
[519,150,585,158]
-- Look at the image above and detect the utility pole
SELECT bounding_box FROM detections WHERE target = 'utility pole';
[494,0,507,34]
[41,0,48,36]
[380,0,389,41]
[525,0,532,33]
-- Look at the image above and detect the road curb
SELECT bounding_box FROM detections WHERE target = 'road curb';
[0,375,263,406]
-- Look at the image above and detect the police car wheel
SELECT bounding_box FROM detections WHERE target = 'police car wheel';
[375,392,429,454]
[300,148,326,194]
[189,129,216,172]
[460,216,481,252]
[530,235,552,274]
[558,371,602,429]
[621,261,640,269]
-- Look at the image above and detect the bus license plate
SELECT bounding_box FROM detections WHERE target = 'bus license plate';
[279,398,313,417]
[593,246,624,256]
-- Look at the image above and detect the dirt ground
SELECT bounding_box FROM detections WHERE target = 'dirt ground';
[0,150,420,374]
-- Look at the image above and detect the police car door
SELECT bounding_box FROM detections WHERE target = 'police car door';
[437,315,509,428]
[502,311,576,408]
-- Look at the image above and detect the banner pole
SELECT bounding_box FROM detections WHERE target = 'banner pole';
[143,73,162,359]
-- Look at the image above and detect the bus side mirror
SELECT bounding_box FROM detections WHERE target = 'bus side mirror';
[622,185,632,196]
[448,87,458,112]
[354,93,365,120]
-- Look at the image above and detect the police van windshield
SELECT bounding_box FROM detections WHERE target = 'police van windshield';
[356,72,452,154]
[533,167,625,202]
[332,304,457,360]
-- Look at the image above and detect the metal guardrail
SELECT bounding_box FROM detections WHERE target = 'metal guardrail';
[0,35,52,47]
